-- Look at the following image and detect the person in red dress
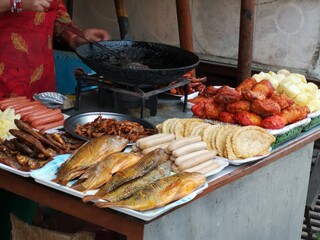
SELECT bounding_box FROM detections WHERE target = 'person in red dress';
[0,1,109,239]
[0,0,109,99]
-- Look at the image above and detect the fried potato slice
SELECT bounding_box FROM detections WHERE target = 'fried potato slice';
[231,126,275,159]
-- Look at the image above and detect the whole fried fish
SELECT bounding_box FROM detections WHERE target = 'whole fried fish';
[71,152,143,192]
[94,172,206,211]
[83,161,171,203]
[53,135,129,185]
[93,148,169,197]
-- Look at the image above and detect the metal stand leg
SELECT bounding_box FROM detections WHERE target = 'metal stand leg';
[75,79,81,111]
[183,83,188,112]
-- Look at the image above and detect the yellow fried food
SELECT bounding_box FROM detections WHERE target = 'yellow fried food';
[231,126,275,159]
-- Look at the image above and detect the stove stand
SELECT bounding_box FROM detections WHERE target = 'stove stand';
[74,69,190,119]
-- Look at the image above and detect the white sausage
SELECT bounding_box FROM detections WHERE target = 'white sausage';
[175,149,209,165]
[178,151,217,171]
[136,133,175,149]
[141,142,171,155]
[131,144,141,152]
[172,141,207,158]
[183,160,220,174]
[167,135,202,152]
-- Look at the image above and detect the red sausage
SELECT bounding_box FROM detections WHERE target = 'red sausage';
[15,101,42,114]
[27,109,62,122]
[20,106,49,120]
[0,96,27,105]
[34,119,65,131]
[14,101,43,111]
[31,113,64,128]
[0,99,31,110]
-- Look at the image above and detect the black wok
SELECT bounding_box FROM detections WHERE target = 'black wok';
[75,40,200,87]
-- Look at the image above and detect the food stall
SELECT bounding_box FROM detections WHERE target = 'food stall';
[0,113,318,240]
[0,1,319,239]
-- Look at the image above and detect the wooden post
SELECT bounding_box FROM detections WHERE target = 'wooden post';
[175,0,194,52]
[176,0,195,76]
[237,0,255,84]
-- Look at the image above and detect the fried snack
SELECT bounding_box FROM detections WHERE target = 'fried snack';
[242,80,275,101]
[235,111,262,126]
[226,100,251,114]
[260,115,286,129]
[202,124,221,150]
[156,123,163,133]
[189,123,211,137]
[162,118,179,134]
[210,125,224,152]
[172,120,185,139]
[280,106,310,125]
[270,94,294,110]
[225,132,238,160]
[215,125,238,157]
[251,99,281,118]
[184,119,204,137]
[231,126,275,159]
[235,77,257,94]
[218,112,236,124]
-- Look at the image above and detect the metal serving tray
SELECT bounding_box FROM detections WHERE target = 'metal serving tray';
[63,112,156,142]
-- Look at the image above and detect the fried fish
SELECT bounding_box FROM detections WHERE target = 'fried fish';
[94,172,206,211]
[53,135,128,185]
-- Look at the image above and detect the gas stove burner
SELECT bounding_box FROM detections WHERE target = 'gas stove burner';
[73,71,189,119]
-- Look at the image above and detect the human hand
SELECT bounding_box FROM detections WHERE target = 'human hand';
[72,28,110,48]
[22,0,53,12]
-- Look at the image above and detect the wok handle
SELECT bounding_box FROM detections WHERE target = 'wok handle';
[114,0,132,40]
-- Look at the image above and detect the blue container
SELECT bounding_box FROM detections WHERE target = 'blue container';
[54,50,95,95]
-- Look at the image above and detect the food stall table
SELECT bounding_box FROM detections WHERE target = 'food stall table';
[0,124,319,240]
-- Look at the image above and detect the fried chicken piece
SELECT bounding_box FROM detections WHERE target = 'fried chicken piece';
[214,86,242,104]
[280,106,310,124]
[260,115,286,129]
[270,94,294,110]
[251,99,281,118]
[235,111,262,126]
[226,100,251,114]
[218,112,236,124]
[199,85,219,98]
[191,101,206,118]
[204,98,225,120]
[242,80,275,101]
[235,77,257,94]
[188,95,210,104]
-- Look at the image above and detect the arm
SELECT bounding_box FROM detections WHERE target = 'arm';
[54,0,110,50]
[0,0,52,13]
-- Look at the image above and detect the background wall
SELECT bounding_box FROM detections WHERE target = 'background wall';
[72,0,320,81]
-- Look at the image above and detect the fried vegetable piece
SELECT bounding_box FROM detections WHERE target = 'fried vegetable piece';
[235,111,262,126]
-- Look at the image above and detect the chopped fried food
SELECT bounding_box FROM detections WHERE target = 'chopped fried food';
[74,116,156,142]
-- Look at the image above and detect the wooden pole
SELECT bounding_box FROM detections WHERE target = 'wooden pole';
[237,0,255,84]
[175,0,194,52]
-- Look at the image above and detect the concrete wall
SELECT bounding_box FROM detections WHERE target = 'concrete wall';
[72,0,320,80]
